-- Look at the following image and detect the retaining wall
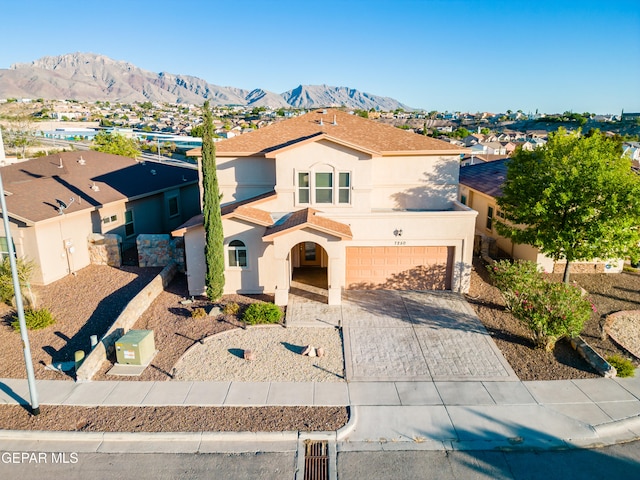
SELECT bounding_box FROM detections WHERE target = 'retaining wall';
[75,261,177,382]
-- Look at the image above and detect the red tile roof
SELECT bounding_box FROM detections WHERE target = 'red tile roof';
[263,207,352,240]
[189,109,465,157]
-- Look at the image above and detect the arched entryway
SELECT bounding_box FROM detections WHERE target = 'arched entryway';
[290,242,329,301]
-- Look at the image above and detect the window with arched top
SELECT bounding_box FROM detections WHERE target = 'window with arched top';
[228,240,248,267]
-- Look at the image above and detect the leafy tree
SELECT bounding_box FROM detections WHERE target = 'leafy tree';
[201,100,225,300]
[497,129,640,283]
[91,131,141,157]
[452,127,470,139]
[480,127,491,135]
[190,124,204,137]
[354,109,368,119]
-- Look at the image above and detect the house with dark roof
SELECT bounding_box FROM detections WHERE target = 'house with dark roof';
[458,160,623,274]
[173,109,478,305]
[0,151,200,284]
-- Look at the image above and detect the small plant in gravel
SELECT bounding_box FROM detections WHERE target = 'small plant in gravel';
[242,302,283,325]
[0,256,35,306]
[489,260,592,351]
[11,307,56,331]
[607,355,636,378]
[223,302,240,315]
[191,307,207,319]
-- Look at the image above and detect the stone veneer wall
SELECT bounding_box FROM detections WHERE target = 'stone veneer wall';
[137,234,185,272]
[75,262,177,382]
[88,233,121,266]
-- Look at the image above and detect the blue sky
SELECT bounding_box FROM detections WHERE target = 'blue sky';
[1,0,638,113]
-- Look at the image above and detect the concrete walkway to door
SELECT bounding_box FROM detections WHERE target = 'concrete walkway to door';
[286,285,518,383]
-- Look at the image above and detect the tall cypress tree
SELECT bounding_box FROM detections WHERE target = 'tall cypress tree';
[201,100,225,300]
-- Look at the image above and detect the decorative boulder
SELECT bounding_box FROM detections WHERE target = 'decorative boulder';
[243,349,255,361]
[316,347,325,358]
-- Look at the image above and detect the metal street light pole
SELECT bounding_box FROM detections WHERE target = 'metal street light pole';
[0,130,40,415]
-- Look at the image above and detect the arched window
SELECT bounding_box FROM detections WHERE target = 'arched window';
[228,240,247,267]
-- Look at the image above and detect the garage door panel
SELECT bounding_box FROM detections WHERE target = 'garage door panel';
[346,246,452,290]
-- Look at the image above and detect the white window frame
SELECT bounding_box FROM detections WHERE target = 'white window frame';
[227,239,248,268]
[0,236,14,260]
[296,168,352,206]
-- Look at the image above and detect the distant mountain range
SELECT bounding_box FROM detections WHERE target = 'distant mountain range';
[0,53,412,111]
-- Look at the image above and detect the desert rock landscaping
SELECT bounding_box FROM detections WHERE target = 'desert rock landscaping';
[0,260,638,433]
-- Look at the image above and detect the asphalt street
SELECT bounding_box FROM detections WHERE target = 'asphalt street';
[1,442,639,480]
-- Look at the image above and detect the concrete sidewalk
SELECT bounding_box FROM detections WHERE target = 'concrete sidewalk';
[1,375,640,453]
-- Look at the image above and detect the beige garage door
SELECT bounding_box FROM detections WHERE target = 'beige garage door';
[345,246,453,290]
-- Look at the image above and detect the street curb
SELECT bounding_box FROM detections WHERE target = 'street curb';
[336,405,357,441]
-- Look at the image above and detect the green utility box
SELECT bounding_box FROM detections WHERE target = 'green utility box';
[115,330,155,366]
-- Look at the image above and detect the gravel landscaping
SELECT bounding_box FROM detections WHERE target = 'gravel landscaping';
[466,258,639,381]
[0,405,348,432]
[0,260,638,432]
[172,326,344,382]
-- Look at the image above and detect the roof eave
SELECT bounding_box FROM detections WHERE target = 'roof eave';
[262,222,352,241]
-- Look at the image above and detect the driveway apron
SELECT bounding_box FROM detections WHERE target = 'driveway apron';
[341,290,517,382]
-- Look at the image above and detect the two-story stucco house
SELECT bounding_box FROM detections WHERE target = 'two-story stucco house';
[174,109,478,305]
[0,151,200,285]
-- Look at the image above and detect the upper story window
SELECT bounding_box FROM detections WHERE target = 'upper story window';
[460,194,467,206]
[315,172,333,203]
[338,172,350,203]
[228,239,247,268]
[298,172,310,203]
[297,169,351,205]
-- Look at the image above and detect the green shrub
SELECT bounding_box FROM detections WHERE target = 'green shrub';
[607,355,636,378]
[242,303,283,325]
[0,257,35,306]
[223,302,240,315]
[12,308,56,331]
[191,307,207,319]
[489,260,592,350]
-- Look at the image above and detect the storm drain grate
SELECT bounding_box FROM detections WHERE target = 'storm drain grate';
[304,440,329,480]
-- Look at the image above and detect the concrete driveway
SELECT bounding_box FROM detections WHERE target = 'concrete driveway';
[286,286,517,382]
[341,290,517,382]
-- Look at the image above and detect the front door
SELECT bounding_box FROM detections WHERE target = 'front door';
[299,242,321,267]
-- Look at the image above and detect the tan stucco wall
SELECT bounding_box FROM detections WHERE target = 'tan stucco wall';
[216,156,276,204]
[182,219,277,297]
[459,185,623,273]
[272,140,373,213]
[372,155,460,210]
[31,212,94,284]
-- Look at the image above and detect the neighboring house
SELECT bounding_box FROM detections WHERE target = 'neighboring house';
[623,142,640,162]
[500,141,517,155]
[0,151,200,285]
[460,154,508,167]
[458,160,623,274]
[481,141,507,155]
[174,109,478,305]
